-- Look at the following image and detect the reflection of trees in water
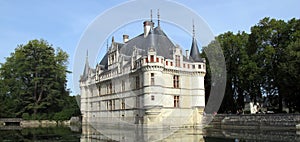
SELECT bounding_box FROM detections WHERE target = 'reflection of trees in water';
[3,125,298,141]
[0,127,80,141]
[204,128,300,142]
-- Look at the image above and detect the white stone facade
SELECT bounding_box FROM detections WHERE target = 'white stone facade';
[80,20,206,127]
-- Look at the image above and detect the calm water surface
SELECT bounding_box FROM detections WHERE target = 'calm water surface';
[0,125,299,142]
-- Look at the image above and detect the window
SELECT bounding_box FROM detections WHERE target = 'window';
[106,101,109,110]
[98,85,101,96]
[146,58,149,63]
[151,95,155,101]
[156,57,159,62]
[121,99,125,110]
[192,65,195,69]
[112,100,115,110]
[109,83,112,94]
[135,76,140,89]
[175,55,180,67]
[170,62,173,66]
[187,64,190,69]
[150,73,155,85]
[150,55,154,62]
[108,100,112,110]
[106,84,109,94]
[173,75,179,88]
[112,54,115,63]
[174,96,179,108]
[122,80,125,91]
[198,64,201,69]
[183,64,186,68]
[166,61,168,66]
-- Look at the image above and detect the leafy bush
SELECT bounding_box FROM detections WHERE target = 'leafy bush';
[22,113,31,120]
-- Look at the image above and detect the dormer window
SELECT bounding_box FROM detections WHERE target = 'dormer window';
[112,54,114,63]
[150,55,154,62]
[175,55,180,67]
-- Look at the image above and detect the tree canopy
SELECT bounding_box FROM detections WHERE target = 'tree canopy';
[0,39,80,120]
[203,17,300,113]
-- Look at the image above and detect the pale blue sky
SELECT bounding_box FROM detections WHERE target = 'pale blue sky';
[0,0,299,95]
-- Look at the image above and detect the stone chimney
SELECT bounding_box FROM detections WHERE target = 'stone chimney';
[143,21,151,38]
[123,35,129,43]
[186,50,189,60]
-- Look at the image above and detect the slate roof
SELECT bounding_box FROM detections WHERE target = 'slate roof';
[80,55,90,81]
[119,26,175,59]
[98,24,203,70]
[190,37,203,62]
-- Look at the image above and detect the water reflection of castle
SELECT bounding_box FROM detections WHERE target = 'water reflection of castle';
[80,124,300,142]
[80,124,205,142]
[80,12,206,127]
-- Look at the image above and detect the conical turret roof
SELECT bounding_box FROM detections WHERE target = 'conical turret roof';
[80,51,90,81]
[190,37,202,62]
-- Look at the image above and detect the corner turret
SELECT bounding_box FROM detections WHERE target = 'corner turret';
[189,21,202,62]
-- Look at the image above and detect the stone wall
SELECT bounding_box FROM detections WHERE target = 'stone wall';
[208,114,300,130]
[20,120,70,127]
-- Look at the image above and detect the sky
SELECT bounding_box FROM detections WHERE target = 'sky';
[0,0,299,95]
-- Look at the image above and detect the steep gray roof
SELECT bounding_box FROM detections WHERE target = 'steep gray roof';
[190,37,202,62]
[80,55,90,81]
[99,53,108,69]
[119,26,175,59]
[99,25,203,69]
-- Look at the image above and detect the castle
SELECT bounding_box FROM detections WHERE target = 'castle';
[80,14,206,128]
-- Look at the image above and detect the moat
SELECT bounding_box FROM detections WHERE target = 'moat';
[0,125,299,141]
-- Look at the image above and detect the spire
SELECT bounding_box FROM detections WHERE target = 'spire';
[192,19,195,38]
[86,50,88,61]
[81,49,90,81]
[106,39,108,51]
[150,9,153,23]
[157,9,160,27]
[190,21,202,62]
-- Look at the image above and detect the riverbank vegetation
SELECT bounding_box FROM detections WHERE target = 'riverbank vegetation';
[203,17,300,113]
[0,39,80,120]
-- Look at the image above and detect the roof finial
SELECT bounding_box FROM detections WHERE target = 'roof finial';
[192,19,195,38]
[106,39,108,51]
[157,9,160,27]
[150,9,153,22]
[85,49,89,65]
[86,49,88,59]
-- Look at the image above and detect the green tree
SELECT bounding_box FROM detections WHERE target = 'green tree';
[205,31,249,113]
[278,18,300,112]
[203,17,300,113]
[0,39,73,118]
[248,17,300,112]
